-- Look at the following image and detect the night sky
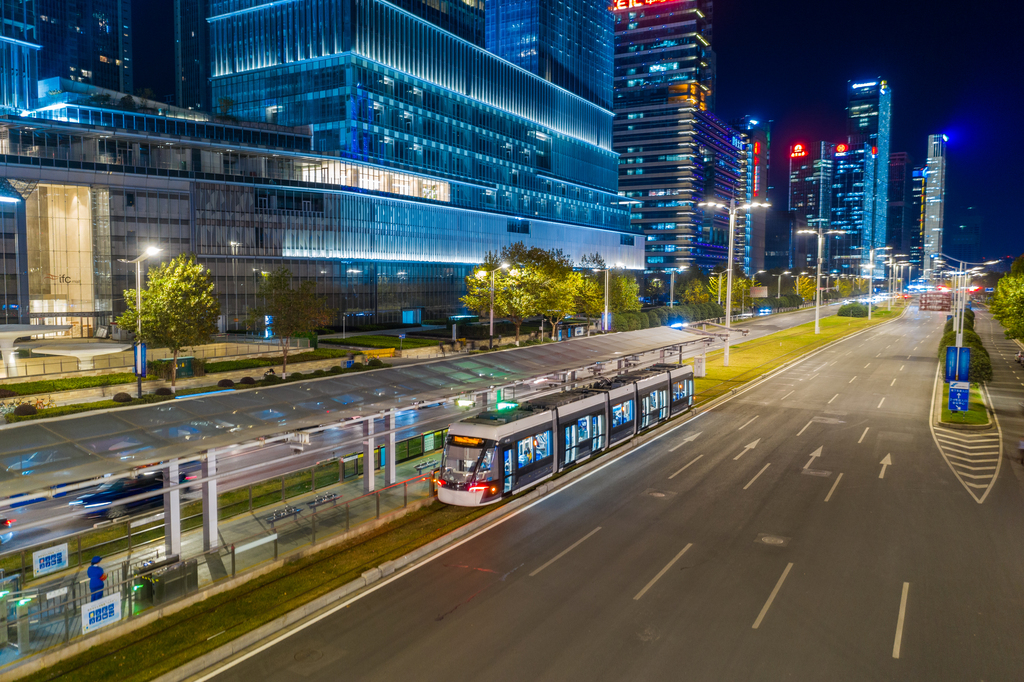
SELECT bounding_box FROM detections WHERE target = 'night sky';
[132,0,1024,260]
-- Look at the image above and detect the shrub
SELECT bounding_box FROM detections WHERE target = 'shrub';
[838,303,869,317]
[287,372,305,381]
[112,392,133,403]
[238,377,256,385]
[647,311,661,328]
[350,361,364,369]
[312,369,328,377]
[637,312,650,330]
[155,387,173,396]
[261,375,283,385]
[329,365,344,374]
[0,388,16,399]
[217,379,235,388]
[368,357,385,368]
[13,403,36,416]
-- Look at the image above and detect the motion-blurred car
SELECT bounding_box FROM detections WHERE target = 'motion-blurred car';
[69,463,201,520]
[0,517,15,545]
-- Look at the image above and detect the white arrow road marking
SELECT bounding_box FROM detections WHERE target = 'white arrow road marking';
[669,431,702,452]
[733,439,761,461]
[803,446,823,470]
[879,454,892,479]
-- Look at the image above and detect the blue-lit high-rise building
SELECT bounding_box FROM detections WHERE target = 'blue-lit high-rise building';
[0,0,38,112]
[486,0,613,109]
[36,0,133,94]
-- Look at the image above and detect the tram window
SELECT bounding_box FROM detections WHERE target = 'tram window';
[673,381,689,402]
[503,449,513,476]
[564,424,577,465]
[577,417,589,440]
[612,400,634,427]
[592,415,605,449]
[478,450,494,472]
[516,430,553,468]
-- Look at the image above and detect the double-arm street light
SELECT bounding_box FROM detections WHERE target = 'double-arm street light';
[698,199,770,366]
[938,255,998,346]
[118,246,162,398]
[775,271,791,298]
[476,262,510,349]
[859,246,891,320]
[797,226,844,334]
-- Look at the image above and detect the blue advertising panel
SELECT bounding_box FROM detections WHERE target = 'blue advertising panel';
[32,543,68,577]
[948,381,970,412]
[945,346,971,383]
[133,343,146,377]
[81,593,121,634]
[945,346,957,382]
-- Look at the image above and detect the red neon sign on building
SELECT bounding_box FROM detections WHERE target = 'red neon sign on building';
[791,143,807,158]
[612,0,675,10]
[835,143,848,153]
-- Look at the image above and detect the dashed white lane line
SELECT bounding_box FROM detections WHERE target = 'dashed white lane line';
[864,362,871,368]
[878,397,886,408]
[530,527,602,577]
[797,420,813,436]
[743,463,771,490]
[633,543,693,601]
[738,415,759,430]
[891,377,897,386]
[849,376,857,384]
[900,365,904,371]
[669,455,703,479]
[828,394,839,404]
[858,427,870,444]
[893,582,910,658]
[752,562,794,629]
[824,473,843,502]
[781,390,794,401]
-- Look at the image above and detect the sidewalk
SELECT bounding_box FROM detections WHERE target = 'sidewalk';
[973,309,1024,475]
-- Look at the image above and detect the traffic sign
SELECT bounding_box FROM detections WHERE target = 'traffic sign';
[948,381,970,412]
[398,334,406,339]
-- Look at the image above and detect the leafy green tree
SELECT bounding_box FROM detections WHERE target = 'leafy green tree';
[247,267,332,377]
[575,276,604,336]
[796,275,816,302]
[611,274,641,313]
[991,271,1024,340]
[682,279,709,304]
[117,254,220,390]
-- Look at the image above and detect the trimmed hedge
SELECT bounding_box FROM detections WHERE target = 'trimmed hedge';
[936,329,992,383]
[0,372,140,397]
[112,392,133,403]
[838,303,869,317]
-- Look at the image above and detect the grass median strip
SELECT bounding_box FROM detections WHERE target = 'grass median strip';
[19,502,492,682]
[940,383,989,425]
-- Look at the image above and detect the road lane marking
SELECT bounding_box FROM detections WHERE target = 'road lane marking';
[875,352,881,357]
[892,582,910,658]
[809,373,819,380]
[828,394,838,404]
[877,397,885,408]
[733,439,761,460]
[752,563,794,629]
[849,376,857,383]
[781,390,794,401]
[669,455,703,479]
[797,420,813,436]
[530,527,602,577]
[864,362,871,368]
[743,463,771,490]
[879,454,892,478]
[890,377,897,386]
[858,427,869,443]
[633,543,693,600]
[669,431,702,451]
[824,473,843,502]
[899,365,904,371]
[739,415,759,430]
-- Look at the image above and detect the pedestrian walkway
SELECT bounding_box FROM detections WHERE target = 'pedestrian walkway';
[973,309,1024,470]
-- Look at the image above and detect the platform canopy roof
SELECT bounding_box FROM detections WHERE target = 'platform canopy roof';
[0,328,702,498]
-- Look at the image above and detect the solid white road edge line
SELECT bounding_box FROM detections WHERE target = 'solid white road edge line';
[892,582,910,658]
[633,543,693,601]
[752,562,794,629]
[529,527,602,577]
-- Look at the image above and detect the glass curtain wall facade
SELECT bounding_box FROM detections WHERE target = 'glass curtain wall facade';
[733,117,768,274]
[174,0,210,111]
[207,0,624,230]
[485,0,613,110]
[908,166,926,273]
[0,0,39,113]
[830,144,874,275]
[922,134,947,278]
[789,141,834,270]
[845,80,891,274]
[886,151,912,256]
[36,0,133,93]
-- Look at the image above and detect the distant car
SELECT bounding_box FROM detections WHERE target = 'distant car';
[0,517,15,545]
[70,463,201,520]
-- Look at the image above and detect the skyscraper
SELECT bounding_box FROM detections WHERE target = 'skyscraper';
[486,0,613,109]
[946,207,982,265]
[174,0,209,111]
[732,116,769,273]
[0,0,38,112]
[789,141,834,272]
[37,0,133,94]
[908,165,926,275]
[922,134,947,278]
[887,151,913,255]
[612,0,726,273]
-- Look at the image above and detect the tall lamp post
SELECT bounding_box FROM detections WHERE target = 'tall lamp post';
[797,227,844,334]
[118,246,162,398]
[698,199,769,366]
[592,264,622,332]
[476,263,509,349]
[776,271,791,298]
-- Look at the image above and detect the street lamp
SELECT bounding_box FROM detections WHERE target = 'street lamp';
[592,263,622,332]
[118,246,162,398]
[797,227,844,334]
[476,263,509,349]
[698,199,770,366]
[775,271,791,298]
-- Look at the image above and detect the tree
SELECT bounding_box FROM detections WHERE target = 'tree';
[991,271,1024,340]
[134,87,155,102]
[796,275,816,302]
[575,276,604,336]
[611,274,641,313]
[836,278,854,298]
[682,279,709,305]
[706,273,724,304]
[1011,254,1024,277]
[119,95,136,111]
[247,267,332,377]
[460,251,503,318]
[117,254,220,391]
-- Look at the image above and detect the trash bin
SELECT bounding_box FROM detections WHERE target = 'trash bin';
[151,559,199,605]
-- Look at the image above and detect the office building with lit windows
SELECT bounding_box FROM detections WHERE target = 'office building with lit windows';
[0,0,38,112]
[922,134,947,278]
[908,165,926,273]
[612,0,739,274]
[731,116,769,273]
[788,141,833,272]
[887,151,913,256]
[174,0,210,111]
[36,0,133,94]
[0,0,639,333]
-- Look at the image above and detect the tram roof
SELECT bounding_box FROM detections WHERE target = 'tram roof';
[0,327,702,498]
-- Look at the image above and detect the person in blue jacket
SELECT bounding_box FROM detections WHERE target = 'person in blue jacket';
[87,556,106,602]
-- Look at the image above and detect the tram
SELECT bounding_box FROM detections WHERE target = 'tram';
[437,364,695,506]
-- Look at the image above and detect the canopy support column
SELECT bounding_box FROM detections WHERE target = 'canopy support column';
[164,459,181,558]
[202,451,219,551]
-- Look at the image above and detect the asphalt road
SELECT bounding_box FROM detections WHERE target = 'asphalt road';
[208,306,1024,682]
[0,304,842,553]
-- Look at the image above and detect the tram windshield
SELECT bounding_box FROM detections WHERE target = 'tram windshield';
[440,435,495,485]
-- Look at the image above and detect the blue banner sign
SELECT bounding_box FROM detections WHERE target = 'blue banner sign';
[81,593,121,634]
[948,381,970,412]
[32,543,68,577]
[134,343,147,377]
[945,346,970,383]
